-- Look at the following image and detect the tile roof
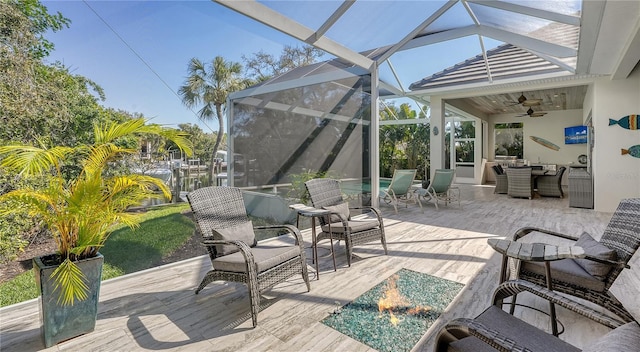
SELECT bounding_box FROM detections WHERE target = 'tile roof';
[409,44,565,91]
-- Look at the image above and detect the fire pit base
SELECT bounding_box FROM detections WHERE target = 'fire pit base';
[322,268,463,352]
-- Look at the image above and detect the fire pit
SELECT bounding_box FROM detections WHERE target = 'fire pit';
[322,268,463,352]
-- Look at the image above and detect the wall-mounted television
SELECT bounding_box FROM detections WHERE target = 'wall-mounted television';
[564,125,588,144]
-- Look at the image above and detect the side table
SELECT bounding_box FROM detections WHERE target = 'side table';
[289,204,337,279]
[487,238,585,336]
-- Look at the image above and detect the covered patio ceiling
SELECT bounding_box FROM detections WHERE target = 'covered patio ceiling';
[216,0,640,118]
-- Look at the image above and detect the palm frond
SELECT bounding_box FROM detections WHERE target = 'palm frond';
[82,143,136,177]
[0,145,73,175]
[51,258,89,305]
[94,118,146,144]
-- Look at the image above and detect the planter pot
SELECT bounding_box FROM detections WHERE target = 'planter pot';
[33,253,104,347]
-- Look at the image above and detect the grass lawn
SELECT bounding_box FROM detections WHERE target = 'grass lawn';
[0,203,195,307]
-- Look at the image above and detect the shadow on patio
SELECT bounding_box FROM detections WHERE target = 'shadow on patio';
[1,184,631,351]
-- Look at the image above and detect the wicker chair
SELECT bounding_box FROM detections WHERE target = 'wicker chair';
[506,167,533,199]
[508,198,640,323]
[435,280,639,352]
[537,166,567,197]
[379,169,422,213]
[187,186,310,327]
[305,178,387,266]
[491,166,508,194]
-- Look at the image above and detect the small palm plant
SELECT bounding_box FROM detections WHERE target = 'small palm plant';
[0,118,192,305]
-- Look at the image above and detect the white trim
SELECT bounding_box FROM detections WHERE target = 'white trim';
[376,0,457,64]
[370,62,380,208]
[576,0,606,74]
[228,68,364,100]
[612,17,640,80]
[478,25,577,58]
[214,0,374,70]
[467,0,581,26]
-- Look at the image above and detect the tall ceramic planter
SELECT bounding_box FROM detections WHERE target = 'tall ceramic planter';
[33,253,103,347]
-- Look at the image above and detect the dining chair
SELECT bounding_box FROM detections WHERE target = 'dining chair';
[506,167,533,199]
[491,166,508,194]
[537,166,567,197]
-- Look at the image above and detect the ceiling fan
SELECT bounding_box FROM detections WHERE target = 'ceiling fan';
[504,93,543,107]
[516,107,547,117]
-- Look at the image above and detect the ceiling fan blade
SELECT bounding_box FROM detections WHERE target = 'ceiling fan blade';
[530,112,547,117]
[522,99,543,106]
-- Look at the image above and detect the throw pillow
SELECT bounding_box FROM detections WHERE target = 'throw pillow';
[323,202,350,223]
[583,322,640,352]
[573,232,617,280]
[211,221,257,256]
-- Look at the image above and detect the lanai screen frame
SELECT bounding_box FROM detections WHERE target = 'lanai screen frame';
[227,66,381,206]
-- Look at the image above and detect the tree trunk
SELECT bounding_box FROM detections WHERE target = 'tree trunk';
[210,103,225,185]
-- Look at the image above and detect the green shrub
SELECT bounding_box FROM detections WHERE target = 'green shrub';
[287,169,333,205]
[0,172,48,262]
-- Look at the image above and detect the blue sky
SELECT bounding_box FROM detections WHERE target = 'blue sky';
[42,1,306,132]
[41,1,501,132]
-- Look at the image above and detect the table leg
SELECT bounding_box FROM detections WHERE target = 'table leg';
[327,218,336,271]
[545,261,559,336]
[311,217,320,280]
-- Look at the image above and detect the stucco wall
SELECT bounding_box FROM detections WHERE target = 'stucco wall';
[586,70,640,213]
[488,109,588,167]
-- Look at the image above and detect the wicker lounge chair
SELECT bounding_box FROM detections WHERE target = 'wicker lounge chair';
[507,198,640,323]
[506,167,533,199]
[379,169,422,213]
[305,178,387,266]
[420,169,460,209]
[187,186,310,327]
[537,166,567,197]
[491,165,508,194]
[435,280,639,352]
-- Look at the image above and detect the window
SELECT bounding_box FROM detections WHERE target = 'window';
[494,123,523,159]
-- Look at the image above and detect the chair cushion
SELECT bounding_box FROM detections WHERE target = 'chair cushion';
[521,258,606,292]
[459,306,579,352]
[583,322,640,352]
[321,219,379,233]
[211,221,257,256]
[323,202,350,223]
[211,245,301,273]
[573,232,617,279]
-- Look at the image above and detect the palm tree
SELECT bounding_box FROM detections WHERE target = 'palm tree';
[178,56,249,183]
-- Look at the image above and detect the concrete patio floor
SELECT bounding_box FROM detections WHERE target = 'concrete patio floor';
[1,184,637,351]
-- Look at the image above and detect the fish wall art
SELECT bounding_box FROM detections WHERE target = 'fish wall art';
[621,145,640,158]
[609,115,639,130]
